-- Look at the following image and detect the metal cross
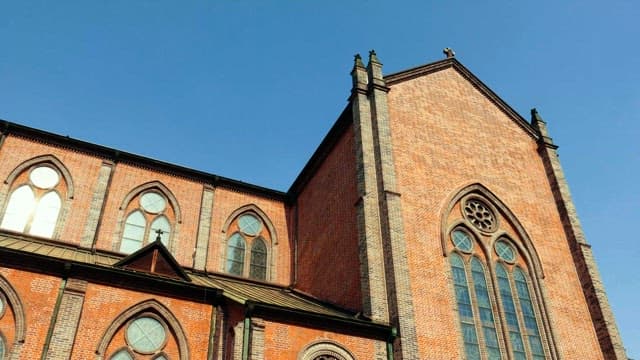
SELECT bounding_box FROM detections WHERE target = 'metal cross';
[155,228,164,242]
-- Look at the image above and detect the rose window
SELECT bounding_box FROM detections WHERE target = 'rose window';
[463,199,497,232]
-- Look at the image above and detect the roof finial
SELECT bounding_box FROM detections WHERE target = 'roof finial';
[354,53,364,68]
[443,47,455,58]
[369,49,379,63]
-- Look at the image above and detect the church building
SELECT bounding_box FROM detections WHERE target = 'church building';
[0,50,627,359]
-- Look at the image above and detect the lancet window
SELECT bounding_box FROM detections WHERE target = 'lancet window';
[0,160,70,239]
[119,189,175,254]
[446,191,550,360]
[224,211,271,281]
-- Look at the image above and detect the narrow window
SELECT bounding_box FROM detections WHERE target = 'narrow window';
[250,238,267,280]
[1,185,35,232]
[451,253,481,360]
[149,216,171,246]
[496,263,526,360]
[29,191,61,237]
[471,257,501,359]
[226,233,246,276]
[121,211,147,254]
[514,267,545,360]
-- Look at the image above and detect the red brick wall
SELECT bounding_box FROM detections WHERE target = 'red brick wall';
[263,320,379,359]
[71,283,212,359]
[386,67,602,358]
[295,125,361,311]
[207,188,290,285]
[0,267,61,360]
[0,136,103,245]
[94,162,203,264]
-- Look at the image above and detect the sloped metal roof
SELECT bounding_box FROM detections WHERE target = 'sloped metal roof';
[0,232,358,321]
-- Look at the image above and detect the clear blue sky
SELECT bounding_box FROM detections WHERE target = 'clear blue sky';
[1,1,638,357]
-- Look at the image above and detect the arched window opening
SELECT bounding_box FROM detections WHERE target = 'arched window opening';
[119,189,175,254]
[298,340,355,360]
[223,211,272,281]
[444,191,550,360]
[250,238,267,280]
[0,163,66,239]
[471,257,501,359]
[450,253,481,360]
[226,233,246,276]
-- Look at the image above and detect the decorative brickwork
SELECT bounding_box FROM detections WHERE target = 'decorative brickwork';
[194,186,215,270]
[44,278,87,360]
[80,161,114,248]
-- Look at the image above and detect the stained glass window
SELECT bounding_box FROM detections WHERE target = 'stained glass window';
[126,316,166,353]
[514,268,546,360]
[471,258,502,359]
[226,233,246,276]
[450,253,481,360]
[497,264,526,360]
[29,166,59,189]
[250,238,267,280]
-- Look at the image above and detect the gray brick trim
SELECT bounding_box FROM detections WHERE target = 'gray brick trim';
[44,278,87,360]
[533,115,627,360]
[80,161,114,248]
[194,186,215,270]
[250,318,265,360]
[351,59,390,322]
[366,52,419,359]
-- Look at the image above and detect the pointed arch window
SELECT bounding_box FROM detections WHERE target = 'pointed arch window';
[0,164,65,238]
[224,212,271,281]
[446,194,550,360]
[119,190,174,254]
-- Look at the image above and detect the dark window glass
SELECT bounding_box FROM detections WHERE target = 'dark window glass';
[497,263,526,359]
[249,238,267,280]
[471,257,501,359]
[450,253,480,360]
[226,233,246,276]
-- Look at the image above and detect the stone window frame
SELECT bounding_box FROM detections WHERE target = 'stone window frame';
[151,351,170,360]
[112,181,182,255]
[297,340,356,360]
[441,183,558,360]
[220,204,278,281]
[0,274,27,359]
[0,154,74,240]
[96,299,189,360]
[108,347,135,360]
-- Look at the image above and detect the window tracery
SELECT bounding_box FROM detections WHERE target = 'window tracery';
[0,164,66,238]
[119,189,174,254]
[224,211,271,281]
[445,189,551,360]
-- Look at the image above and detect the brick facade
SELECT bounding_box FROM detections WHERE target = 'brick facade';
[0,53,625,359]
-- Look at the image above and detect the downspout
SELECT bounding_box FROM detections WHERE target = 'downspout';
[41,263,70,359]
[206,304,217,360]
[242,303,254,360]
[386,327,397,360]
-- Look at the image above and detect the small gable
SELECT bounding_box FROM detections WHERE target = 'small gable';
[114,240,190,282]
